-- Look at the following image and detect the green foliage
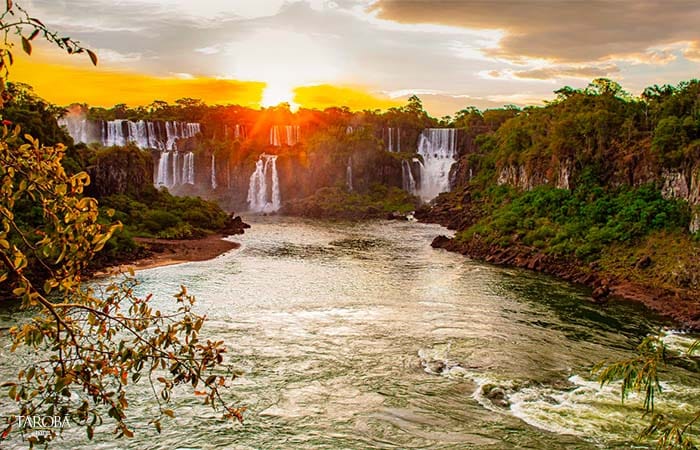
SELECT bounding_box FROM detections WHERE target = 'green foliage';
[0,127,241,445]
[100,190,227,240]
[595,335,700,448]
[1,82,71,145]
[459,184,689,261]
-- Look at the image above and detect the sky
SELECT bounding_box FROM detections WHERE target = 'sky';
[12,0,700,117]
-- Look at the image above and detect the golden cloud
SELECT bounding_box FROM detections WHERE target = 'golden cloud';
[370,1,700,64]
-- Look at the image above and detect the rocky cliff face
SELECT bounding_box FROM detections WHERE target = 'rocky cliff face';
[87,146,153,198]
[170,148,405,212]
[661,168,700,232]
[448,138,699,233]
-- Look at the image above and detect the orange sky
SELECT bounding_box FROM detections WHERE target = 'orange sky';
[12,55,400,112]
[12,1,700,117]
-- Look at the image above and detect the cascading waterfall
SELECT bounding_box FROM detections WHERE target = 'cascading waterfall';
[416,128,458,201]
[106,120,126,147]
[211,154,217,190]
[156,152,171,187]
[402,159,416,193]
[384,127,401,152]
[285,125,300,146]
[225,124,245,140]
[269,126,281,147]
[270,125,300,146]
[247,154,280,213]
[156,151,195,188]
[171,152,181,186]
[346,157,353,191]
[59,118,201,150]
[182,152,195,185]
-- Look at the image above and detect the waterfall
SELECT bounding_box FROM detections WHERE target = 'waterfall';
[416,128,458,201]
[270,126,281,147]
[285,125,300,146]
[226,124,246,140]
[156,152,171,187]
[60,118,201,151]
[170,152,178,185]
[402,159,416,193]
[247,154,281,213]
[106,120,126,147]
[385,127,401,152]
[182,152,195,184]
[211,154,217,190]
[346,157,353,191]
[270,125,300,146]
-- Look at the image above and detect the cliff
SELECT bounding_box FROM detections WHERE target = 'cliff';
[420,80,700,329]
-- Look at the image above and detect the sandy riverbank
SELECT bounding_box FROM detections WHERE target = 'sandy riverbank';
[94,234,240,277]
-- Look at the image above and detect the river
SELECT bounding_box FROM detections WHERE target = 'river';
[1,216,699,449]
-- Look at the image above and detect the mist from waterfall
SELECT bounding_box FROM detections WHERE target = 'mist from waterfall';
[247,154,281,213]
[59,117,200,151]
[416,128,458,201]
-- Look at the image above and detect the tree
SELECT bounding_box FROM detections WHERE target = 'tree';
[586,78,629,99]
[0,2,241,446]
[595,335,699,449]
[0,127,242,446]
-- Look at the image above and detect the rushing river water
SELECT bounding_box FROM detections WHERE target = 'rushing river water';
[1,217,699,449]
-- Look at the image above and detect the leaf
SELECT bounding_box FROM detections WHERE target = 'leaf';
[21,36,31,56]
[28,29,40,41]
[162,409,174,418]
[86,49,98,66]
[6,0,11,11]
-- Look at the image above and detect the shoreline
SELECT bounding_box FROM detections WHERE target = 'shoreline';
[431,235,700,331]
[93,234,240,277]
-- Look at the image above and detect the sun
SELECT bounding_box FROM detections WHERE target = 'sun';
[261,82,299,110]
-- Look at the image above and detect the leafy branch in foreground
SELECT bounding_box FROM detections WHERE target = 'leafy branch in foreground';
[594,334,700,449]
[0,127,242,447]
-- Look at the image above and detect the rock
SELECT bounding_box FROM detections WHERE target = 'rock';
[386,211,409,221]
[431,235,452,249]
[481,384,510,408]
[634,255,652,269]
[223,214,250,235]
[592,284,610,302]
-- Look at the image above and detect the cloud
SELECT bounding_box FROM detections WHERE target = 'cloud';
[683,41,700,62]
[370,0,700,64]
[486,64,621,81]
